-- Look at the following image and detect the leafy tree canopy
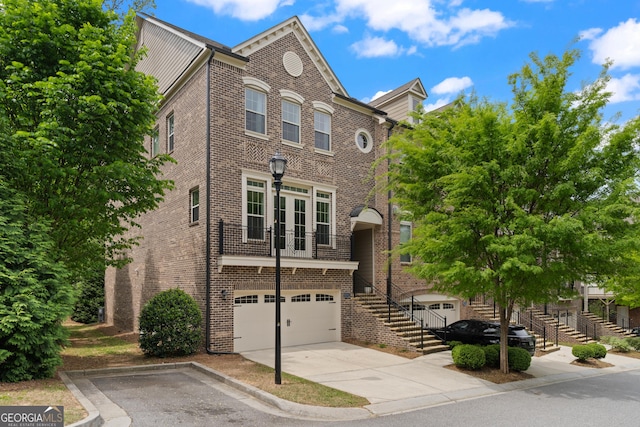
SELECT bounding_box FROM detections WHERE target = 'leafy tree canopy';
[0,182,76,382]
[0,0,172,275]
[382,49,640,372]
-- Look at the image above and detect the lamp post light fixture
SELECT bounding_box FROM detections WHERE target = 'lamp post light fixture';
[269,151,287,385]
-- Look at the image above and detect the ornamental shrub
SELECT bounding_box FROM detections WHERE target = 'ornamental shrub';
[598,335,615,345]
[625,337,640,351]
[139,288,202,357]
[572,344,595,361]
[609,337,632,353]
[452,344,486,370]
[508,347,532,371]
[448,340,463,350]
[588,343,607,359]
[483,344,500,368]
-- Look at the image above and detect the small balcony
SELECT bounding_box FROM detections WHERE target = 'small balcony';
[216,221,358,274]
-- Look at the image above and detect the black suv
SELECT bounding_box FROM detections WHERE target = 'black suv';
[428,319,536,355]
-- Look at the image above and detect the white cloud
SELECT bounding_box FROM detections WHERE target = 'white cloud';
[579,27,602,41]
[606,74,640,103]
[424,97,453,112]
[583,19,640,70]
[431,76,473,95]
[361,90,391,104]
[300,12,343,31]
[186,0,290,21]
[350,35,402,58]
[330,0,513,48]
[332,24,349,34]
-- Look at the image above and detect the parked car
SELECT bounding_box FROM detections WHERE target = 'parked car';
[428,319,536,355]
[631,327,640,336]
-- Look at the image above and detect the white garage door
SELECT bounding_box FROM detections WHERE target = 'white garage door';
[233,290,340,352]
[425,301,459,324]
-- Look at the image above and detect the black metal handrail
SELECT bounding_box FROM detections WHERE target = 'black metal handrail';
[353,273,446,351]
[471,295,559,348]
[388,281,447,331]
[218,220,352,261]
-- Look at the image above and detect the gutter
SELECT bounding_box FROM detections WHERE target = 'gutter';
[204,48,237,356]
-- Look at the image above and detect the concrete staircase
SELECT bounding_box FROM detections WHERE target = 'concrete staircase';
[580,312,636,338]
[524,308,595,345]
[354,294,449,355]
[469,302,561,352]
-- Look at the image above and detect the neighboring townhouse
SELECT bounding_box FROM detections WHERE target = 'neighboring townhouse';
[104,14,460,354]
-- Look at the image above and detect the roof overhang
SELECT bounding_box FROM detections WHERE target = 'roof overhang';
[350,205,383,231]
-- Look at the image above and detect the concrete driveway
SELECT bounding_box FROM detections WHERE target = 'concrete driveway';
[241,341,640,414]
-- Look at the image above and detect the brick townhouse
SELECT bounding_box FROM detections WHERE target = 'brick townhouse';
[104,14,461,353]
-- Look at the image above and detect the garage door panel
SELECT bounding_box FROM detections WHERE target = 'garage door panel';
[233,295,273,352]
[233,291,340,352]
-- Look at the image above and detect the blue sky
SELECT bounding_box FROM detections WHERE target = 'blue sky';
[148,0,640,124]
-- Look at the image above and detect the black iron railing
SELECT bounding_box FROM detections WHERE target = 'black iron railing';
[218,220,352,261]
[389,281,448,331]
[354,273,448,349]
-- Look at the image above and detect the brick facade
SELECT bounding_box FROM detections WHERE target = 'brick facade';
[104,15,455,353]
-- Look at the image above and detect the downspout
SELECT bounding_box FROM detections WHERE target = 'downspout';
[386,120,396,307]
[204,48,237,355]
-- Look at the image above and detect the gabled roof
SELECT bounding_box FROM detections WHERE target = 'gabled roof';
[369,78,427,108]
[135,14,249,95]
[233,16,348,97]
[137,13,246,61]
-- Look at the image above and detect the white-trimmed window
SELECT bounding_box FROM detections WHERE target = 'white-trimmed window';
[355,129,373,153]
[316,191,331,245]
[151,126,159,157]
[314,111,331,151]
[400,221,412,263]
[167,113,174,152]
[316,294,334,302]
[410,96,422,124]
[190,188,199,223]
[244,77,270,136]
[282,100,301,144]
[247,179,266,240]
[246,88,266,134]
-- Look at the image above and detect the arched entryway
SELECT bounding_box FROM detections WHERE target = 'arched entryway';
[350,205,383,290]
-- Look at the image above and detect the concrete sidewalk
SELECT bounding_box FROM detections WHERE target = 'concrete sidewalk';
[62,343,640,426]
[241,342,640,415]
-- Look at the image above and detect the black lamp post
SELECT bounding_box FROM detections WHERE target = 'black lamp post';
[269,151,287,385]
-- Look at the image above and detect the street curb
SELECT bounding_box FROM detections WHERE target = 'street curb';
[62,362,372,425]
[58,371,102,427]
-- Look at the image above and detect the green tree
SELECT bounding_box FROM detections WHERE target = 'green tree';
[103,0,156,19]
[382,49,640,373]
[0,182,76,382]
[0,0,172,275]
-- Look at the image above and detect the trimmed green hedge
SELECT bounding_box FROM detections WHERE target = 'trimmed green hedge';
[139,288,202,357]
[508,347,532,371]
[482,344,500,368]
[588,343,607,359]
[572,344,594,361]
[452,344,486,370]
